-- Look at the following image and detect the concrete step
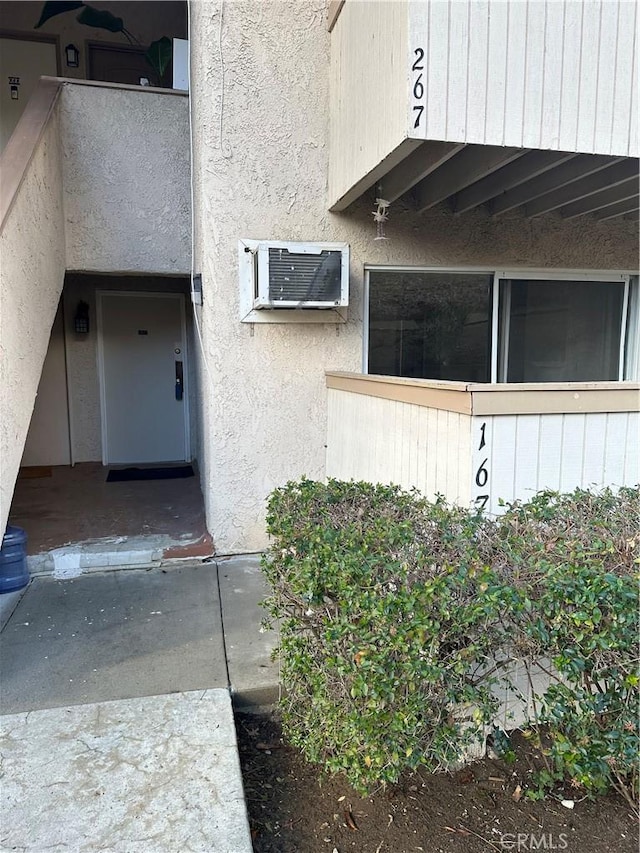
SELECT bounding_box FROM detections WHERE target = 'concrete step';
[27,533,215,577]
[216,554,280,711]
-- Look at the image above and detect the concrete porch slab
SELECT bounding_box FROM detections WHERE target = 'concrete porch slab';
[0,563,228,715]
[0,690,253,853]
[10,462,208,557]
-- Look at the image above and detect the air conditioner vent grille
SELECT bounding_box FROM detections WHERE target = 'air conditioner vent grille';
[268,248,342,303]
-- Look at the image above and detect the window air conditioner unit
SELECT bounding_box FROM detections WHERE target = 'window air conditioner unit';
[252,241,349,309]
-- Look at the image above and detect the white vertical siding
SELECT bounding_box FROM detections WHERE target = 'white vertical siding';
[503,0,528,147]
[629,18,639,164]
[491,659,559,731]
[623,414,639,481]
[513,415,541,497]
[559,415,586,493]
[593,0,620,153]
[424,0,449,140]
[475,416,516,512]
[536,414,564,491]
[612,1,637,153]
[446,0,470,140]
[582,412,608,485]
[326,389,472,505]
[485,0,510,146]
[523,0,546,148]
[466,0,490,142]
[408,0,638,156]
[559,0,584,150]
[329,0,410,207]
[574,0,603,154]
[540,1,564,150]
[472,411,640,514]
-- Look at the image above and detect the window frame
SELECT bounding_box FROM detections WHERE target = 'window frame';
[363,265,497,375]
[491,270,631,383]
[625,277,640,380]
[364,266,638,383]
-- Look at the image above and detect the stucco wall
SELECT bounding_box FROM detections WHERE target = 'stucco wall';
[190,0,638,554]
[60,83,190,274]
[0,108,65,530]
[21,305,71,467]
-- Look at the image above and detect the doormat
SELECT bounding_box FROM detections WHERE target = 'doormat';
[107,465,195,483]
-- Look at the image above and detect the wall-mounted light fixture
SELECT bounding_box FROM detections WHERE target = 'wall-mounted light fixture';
[65,43,80,68]
[74,301,89,334]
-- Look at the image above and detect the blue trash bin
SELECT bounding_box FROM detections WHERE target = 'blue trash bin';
[0,526,29,593]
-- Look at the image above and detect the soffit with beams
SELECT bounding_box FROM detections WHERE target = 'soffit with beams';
[365,142,639,222]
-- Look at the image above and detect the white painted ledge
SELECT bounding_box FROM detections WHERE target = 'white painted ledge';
[326,372,640,416]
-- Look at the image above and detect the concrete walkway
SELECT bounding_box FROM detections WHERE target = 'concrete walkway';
[1,691,251,853]
[0,556,278,852]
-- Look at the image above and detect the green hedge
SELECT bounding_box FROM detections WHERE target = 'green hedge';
[261,479,639,803]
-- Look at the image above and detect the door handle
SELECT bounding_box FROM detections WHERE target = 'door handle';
[175,360,184,400]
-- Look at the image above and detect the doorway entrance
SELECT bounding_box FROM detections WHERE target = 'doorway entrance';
[87,42,161,87]
[97,291,190,465]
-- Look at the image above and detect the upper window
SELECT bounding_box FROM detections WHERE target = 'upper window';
[367,270,638,383]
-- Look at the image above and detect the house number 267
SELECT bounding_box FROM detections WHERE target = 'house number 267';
[412,48,425,129]
[474,422,490,511]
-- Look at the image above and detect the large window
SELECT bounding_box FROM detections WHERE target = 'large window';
[368,271,493,382]
[367,270,638,383]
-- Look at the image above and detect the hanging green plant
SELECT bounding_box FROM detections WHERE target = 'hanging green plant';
[145,36,173,83]
[36,2,127,36]
[75,6,125,34]
[35,2,84,29]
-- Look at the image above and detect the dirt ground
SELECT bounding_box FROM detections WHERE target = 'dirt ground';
[235,712,638,853]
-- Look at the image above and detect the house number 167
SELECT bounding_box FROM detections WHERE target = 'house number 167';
[474,422,490,511]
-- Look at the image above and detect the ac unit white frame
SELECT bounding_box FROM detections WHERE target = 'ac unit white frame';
[238,239,349,324]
